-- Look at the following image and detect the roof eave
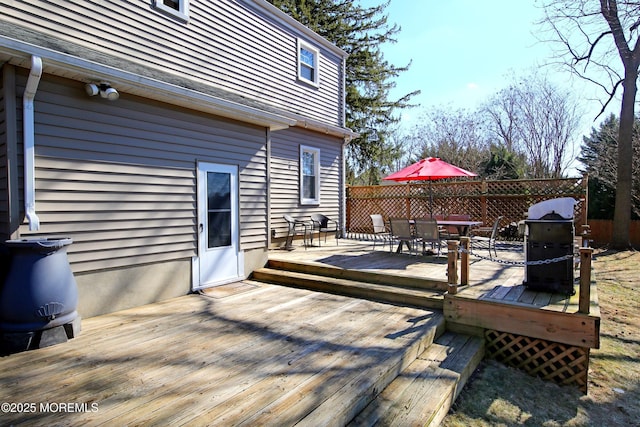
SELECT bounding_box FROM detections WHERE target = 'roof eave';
[0,36,297,131]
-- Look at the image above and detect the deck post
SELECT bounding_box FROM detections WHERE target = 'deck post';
[579,247,593,314]
[460,236,470,286]
[581,224,591,247]
[447,240,459,294]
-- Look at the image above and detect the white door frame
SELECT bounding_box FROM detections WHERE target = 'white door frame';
[192,162,242,290]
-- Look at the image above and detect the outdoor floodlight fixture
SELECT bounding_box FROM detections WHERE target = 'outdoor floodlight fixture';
[85,82,119,101]
[85,83,99,96]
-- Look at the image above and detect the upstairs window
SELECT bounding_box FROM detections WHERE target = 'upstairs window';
[298,39,320,87]
[300,146,320,205]
[153,0,189,22]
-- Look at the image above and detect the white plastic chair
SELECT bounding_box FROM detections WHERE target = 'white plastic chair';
[370,214,390,250]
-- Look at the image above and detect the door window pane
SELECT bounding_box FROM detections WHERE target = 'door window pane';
[208,212,231,247]
[207,172,230,209]
[207,172,231,248]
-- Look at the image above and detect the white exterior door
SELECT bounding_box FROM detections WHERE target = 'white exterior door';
[195,162,240,289]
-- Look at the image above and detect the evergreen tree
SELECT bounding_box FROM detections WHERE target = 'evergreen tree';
[268,0,419,184]
[481,145,525,180]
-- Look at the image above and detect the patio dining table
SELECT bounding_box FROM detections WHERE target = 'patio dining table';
[435,220,483,237]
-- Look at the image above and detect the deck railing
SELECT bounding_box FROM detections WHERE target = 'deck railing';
[447,227,594,314]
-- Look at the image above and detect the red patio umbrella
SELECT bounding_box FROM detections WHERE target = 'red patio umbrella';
[383,157,477,215]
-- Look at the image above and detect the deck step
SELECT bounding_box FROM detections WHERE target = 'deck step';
[348,332,485,426]
[296,311,447,426]
[251,260,481,425]
[251,266,445,310]
[267,259,449,291]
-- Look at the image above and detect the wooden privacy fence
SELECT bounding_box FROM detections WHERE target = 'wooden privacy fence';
[346,176,588,234]
[587,219,640,246]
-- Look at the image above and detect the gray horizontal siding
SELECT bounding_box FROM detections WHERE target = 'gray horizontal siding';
[16,72,268,272]
[270,127,343,237]
[25,156,197,273]
[0,0,344,126]
[0,65,20,241]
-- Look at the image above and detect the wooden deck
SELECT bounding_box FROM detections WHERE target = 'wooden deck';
[0,278,453,426]
[271,238,600,348]
[0,237,600,424]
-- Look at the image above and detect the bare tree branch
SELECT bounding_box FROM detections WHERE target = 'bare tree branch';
[594,77,624,119]
[483,71,581,178]
[578,30,613,65]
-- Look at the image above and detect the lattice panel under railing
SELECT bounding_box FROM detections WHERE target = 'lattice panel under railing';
[346,176,587,233]
[485,329,590,393]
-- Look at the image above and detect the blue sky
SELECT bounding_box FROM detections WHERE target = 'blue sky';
[360,0,613,132]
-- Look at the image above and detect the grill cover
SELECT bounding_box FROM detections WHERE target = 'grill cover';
[527,197,576,220]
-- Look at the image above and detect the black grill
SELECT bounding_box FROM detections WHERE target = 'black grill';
[523,199,576,295]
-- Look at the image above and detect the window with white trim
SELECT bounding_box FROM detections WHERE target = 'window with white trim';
[298,39,320,87]
[153,0,189,22]
[300,146,320,205]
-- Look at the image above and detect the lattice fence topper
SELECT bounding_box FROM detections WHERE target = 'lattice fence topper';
[346,176,588,234]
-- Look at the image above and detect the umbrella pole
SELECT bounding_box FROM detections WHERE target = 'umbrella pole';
[429,180,433,217]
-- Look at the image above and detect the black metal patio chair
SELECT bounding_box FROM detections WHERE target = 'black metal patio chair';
[310,214,339,246]
[414,218,441,256]
[471,216,503,258]
[389,218,415,255]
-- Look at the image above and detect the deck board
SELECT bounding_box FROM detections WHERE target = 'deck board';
[503,285,527,302]
[100,296,411,425]
[0,280,442,426]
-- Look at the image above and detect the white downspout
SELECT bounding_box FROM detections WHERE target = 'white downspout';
[23,55,42,231]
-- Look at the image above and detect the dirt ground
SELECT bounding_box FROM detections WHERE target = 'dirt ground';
[443,249,640,427]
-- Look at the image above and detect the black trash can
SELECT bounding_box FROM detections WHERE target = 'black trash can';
[523,198,576,295]
[0,237,81,354]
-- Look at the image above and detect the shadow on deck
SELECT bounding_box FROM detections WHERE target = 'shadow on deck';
[264,237,600,394]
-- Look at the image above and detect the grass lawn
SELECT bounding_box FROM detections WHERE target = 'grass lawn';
[442,249,640,427]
